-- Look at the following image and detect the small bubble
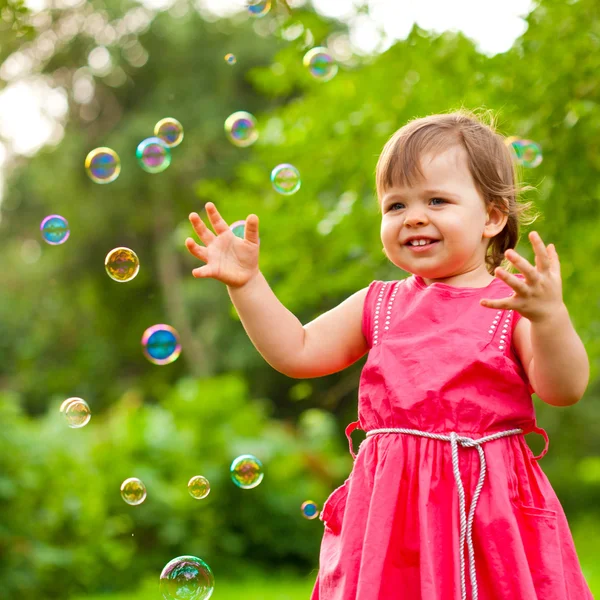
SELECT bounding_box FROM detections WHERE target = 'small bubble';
[154,117,184,148]
[230,454,264,489]
[41,215,70,245]
[301,500,320,520]
[224,53,237,65]
[188,475,210,500]
[303,47,338,82]
[60,397,91,428]
[141,324,181,365]
[271,164,301,195]
[247,0,271,18]
[224,111,258,148]
[105,247,140,282]
[120,478,147,506]
[136,137,171,173]
[85,147,121,184]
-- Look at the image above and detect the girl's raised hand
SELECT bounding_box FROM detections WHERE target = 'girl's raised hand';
[480,231,564,323]
[185,202,260,289]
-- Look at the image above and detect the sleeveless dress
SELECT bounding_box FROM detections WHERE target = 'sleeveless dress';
[310,274,593,600]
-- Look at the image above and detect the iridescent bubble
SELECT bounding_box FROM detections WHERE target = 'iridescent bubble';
[303,47,338,82]
[105,247,140,282]
[301,500,320,520]
[160,556,214,600]
[247,0,271,18]
[229,220,261,245]
[271,164,301,195]
[229,220,246,240]
[120,477,147,506]
[60,397,91,428]
[512,139,543,168]
[154,118,184,148]
[142,324,181,365]
[224,53,236,65]
[41,215,70,245]
[136,137,172,173]
[230,454,264,490]
[85,147,121,184]
[188,476,210,500]
[224,111,258,148]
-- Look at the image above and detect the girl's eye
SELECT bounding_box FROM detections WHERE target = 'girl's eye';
[389,198,447,211]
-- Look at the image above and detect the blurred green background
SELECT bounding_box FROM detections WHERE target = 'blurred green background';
[1,0,599,598]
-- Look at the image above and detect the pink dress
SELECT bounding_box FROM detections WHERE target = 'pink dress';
[311,275,592,600]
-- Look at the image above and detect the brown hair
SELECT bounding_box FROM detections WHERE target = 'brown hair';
[375,108,541,275]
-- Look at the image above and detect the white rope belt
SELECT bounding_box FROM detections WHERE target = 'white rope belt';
[365,427,523,600]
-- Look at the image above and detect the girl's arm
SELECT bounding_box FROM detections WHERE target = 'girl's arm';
[227,272,369,379]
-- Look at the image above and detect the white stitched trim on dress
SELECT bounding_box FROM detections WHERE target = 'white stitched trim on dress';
[372,281,401,346]
[488,309,515,351]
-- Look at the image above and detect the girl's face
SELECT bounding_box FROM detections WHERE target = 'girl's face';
[379,145,508,286]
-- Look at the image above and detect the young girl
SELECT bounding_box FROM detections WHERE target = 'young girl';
[185,110,592,600]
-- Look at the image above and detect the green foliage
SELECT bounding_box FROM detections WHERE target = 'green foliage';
[0,379,349,598]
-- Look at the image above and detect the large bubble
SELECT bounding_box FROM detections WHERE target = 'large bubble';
[271,164,301,195]
[105,247,140,282]
[303,47,338,82]
[230,454,264,489]
[41,215,70,245]
[224,111,258,148]
[154,118,184,148]
[136,137,172,173]
[142,324,181,365]
[160,556,214,600]
[85,147,121,184]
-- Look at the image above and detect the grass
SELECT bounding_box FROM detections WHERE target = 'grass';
[72,573,317,600]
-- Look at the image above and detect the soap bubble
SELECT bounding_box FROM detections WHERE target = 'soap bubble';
[301,500,320,520]
[120,477,147,506]
[247,0,271,18]
[229,220,246,239]
[224,111,258,147]
[41,215,70,245]
[229,220,261,245]
[85,147,121,184]
[271,164,301,195]
[136,137,171,173]
[224,53,236,65]
[510,138,543,168]
[60,397,91,428]
[105,247,140,282]
[142,324,181,365]
[188,476,210,500]
[303,47,338,82]
[154,118,184,148]
[230,454,264,489]
[160,556,214,600]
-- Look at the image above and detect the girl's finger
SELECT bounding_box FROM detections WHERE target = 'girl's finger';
[189,212,216,245]
[185,238,207,262]
[244,214,260,244]
[205,202,231,235]
[192,265,213,279]
[480,298,509,309]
